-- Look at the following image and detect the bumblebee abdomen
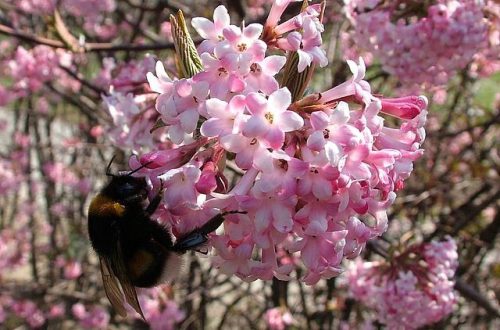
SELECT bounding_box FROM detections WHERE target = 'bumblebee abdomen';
[126,241,168,288]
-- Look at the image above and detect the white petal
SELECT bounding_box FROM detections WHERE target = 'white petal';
[277,110,304,132]
[191,17,215,39]
[268,88,291,112]
[179,110,199,133]
[205,98,228,118]
[213,5,230,29]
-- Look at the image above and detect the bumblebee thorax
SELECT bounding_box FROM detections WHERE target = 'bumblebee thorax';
[89,193,126,218]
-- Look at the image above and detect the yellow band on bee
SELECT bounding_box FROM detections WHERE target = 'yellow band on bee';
[89,194,126,217]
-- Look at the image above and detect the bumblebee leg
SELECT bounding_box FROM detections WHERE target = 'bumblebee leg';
[198,210,247,235]
[145,180,164,215]
[172,211,246,253]
[172,232,207,253]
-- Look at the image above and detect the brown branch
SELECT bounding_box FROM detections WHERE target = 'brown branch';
[454,278,500,318]
[0,23,65,48]
[0,23,183,53]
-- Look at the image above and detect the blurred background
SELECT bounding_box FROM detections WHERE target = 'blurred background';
[0,0,498,329]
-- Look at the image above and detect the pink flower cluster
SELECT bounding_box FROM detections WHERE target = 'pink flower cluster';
[6,46,69,94]
[470,0,500,77]
[11,299,46,328]
[14,0,115,20]
[72,303,110,329]
[43,162,91,195]
[345,0,488,89]
[347,238,458,329]
[265,307,295,330]
[3,45,77,99]
[118,2,429,284]
[137,286,186,330]
[0,228,30,272]
[101,56,171,153]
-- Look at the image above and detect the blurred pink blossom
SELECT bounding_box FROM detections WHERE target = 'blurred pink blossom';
[347,238,458,329]
[344,0,489,90]
[265,307,295,330]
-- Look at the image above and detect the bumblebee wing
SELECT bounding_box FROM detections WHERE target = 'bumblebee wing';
[99,257,127,317]
[111,240,146,320]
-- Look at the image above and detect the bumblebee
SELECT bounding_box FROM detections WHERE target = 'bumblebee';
[88,157,236,318]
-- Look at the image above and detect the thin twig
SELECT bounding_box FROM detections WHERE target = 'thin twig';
[0,23,185,53]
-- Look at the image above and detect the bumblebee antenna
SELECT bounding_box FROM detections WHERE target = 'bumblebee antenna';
[127,160,154,176]
[106,155,117,176]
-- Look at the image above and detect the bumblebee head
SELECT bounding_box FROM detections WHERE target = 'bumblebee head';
[102,175,148,202]
[102,155,151,202]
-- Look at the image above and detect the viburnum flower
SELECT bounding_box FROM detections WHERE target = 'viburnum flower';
[120,4,428,285]
[347,238,458,329]
[344,0,489,89]
[242,88,304,149]
[138,286,186,330]
[265,307,295,330]
[277,15,328,72]
[192,5,232,54]
[72,303,110,329]
[100,57,168,153]
[11,300,46,328]
[215,23,267,75]
[265,1,328,72]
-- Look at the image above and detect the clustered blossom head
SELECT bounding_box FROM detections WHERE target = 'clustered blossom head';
[137,286,186,330]
[470,0,500,77]
[101,56,171,153]
[347,238,458,329]
[119,2,429,285]
[344,0,489,90]
[265,307,295,330]
[6,45,76,96]
[72,303,110,329]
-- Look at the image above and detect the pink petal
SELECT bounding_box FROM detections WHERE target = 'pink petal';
[200,118,225,137]
[245,92,267,116]
[228,75,246,93]
[307,131,326,151]
[260,55,287,75]
[255,208,271,232]
[213,5,230,30]
[228,94,246,113]
[179,110,199,133]
[243,116,268,137]
[312,178,332,200]
[243,24,263,39]
[286,31,301,50]
[277,110,303,132]
[310,111,329,130]
[297,50,312,73]
[205,98,228,118]
[268,88,291,113]
[220,133,250,153]
[258,75,280,95]
[272,203,293,233]
[309,47,328,67]
[223,25,241,43]
[191,17,215,39]
[264,126,285,149]
[175,80,193,97]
